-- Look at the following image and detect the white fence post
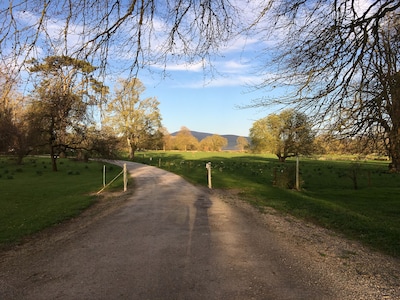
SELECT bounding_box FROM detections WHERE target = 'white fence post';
[206,162,212,189]
[96,163,127,194]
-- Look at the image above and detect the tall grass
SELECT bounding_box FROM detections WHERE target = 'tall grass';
[134,151,400,257]
[0,157,123,245]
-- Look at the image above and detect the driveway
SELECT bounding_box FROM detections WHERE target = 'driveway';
[0,161,399,299]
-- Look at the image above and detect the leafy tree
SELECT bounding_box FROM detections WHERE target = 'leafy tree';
[236,136,249,152]
[28,55,106,171]
[159,127,173,151]
[174,127,199,151]
[0,107,16,153]
[8,104,39,164]
[315,133,386,157]
[139,128,164,151]
[2,0,399,168]
[199,135,228,151]
[79,126,120,160]
[0,70,38,163]
[0,68,18,153]
[106,78,162,159]
[250,109,315,162]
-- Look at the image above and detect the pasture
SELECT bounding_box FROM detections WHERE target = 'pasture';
[133,151,400,257]
[0,157,123,245]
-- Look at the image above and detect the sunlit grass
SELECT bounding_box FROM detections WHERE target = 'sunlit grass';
[134,151,400,257]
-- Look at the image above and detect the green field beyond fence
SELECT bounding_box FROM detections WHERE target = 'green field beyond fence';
[0,157,123,245]
[134,151,400,257]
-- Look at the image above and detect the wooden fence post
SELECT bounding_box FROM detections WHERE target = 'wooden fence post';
[103,165,106,187]
[296,156,300,190]
[123,163,127,192]
[206,162,212,189]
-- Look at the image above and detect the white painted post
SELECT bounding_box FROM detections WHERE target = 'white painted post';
[103,165,106,187]
[206,162,212,189]
[123,163,127,192]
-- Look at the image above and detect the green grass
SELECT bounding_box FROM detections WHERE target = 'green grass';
[133,151,400,257]
[0,156,124,245]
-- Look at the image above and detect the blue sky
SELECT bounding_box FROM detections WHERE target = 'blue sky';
[141,69,271,137]
[7,1,277,137]
[133,0,375,137]
[5,0,376,137]
[137,36,277,137]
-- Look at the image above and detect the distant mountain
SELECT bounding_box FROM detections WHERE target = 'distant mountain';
[171,130,248,150]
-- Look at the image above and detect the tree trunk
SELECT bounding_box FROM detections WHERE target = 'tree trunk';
[389,146,400,172]
[277,154,286,162]
[127,137,133,159]
[129,146,135,160]
[388,128,400,172]
[127,136,137,160]
[390,157,400,172]
[50,145,58,172]
[16,153,24,165]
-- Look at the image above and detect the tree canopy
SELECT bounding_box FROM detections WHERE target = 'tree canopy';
[105,78,162,159]
[1,1,400,168]
[28,55,106,170]
[249,109,315,162]
[199,135,228,152]
[174,127,199,151]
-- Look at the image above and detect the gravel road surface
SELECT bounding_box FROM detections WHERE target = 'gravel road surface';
[1,161,399,299]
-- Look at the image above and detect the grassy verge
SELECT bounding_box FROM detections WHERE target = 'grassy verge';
[0,156,123,245]
[134,151,400,257]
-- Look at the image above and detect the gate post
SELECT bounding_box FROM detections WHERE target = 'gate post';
[123,163,127,192]
[206,162,212,189]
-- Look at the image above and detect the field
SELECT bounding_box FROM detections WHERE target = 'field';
[133,151,400,257]
[0,157,124,245]
[1,152,399,258]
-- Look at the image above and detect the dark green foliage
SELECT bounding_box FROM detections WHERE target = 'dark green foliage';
[0,157,123,245]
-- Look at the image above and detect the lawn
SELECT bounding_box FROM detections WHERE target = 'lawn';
[0,156,124,245]
[133,151,400,257]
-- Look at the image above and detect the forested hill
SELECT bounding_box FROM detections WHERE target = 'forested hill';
[171,131,247,150]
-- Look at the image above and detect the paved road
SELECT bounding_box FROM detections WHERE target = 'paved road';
[1,161,343,299]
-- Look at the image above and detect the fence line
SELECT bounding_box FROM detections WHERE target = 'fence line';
[96,163,127,194]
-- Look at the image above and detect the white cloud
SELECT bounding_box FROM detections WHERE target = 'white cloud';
[162,61,205,72]
[171,72,263,89]
[218,59,252,73]
[354,0,377,17]
[15,9,85,54]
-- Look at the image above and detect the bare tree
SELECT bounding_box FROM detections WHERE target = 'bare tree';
[3,0,400,169]
[0,0,238,77]
[248,1,400,170]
